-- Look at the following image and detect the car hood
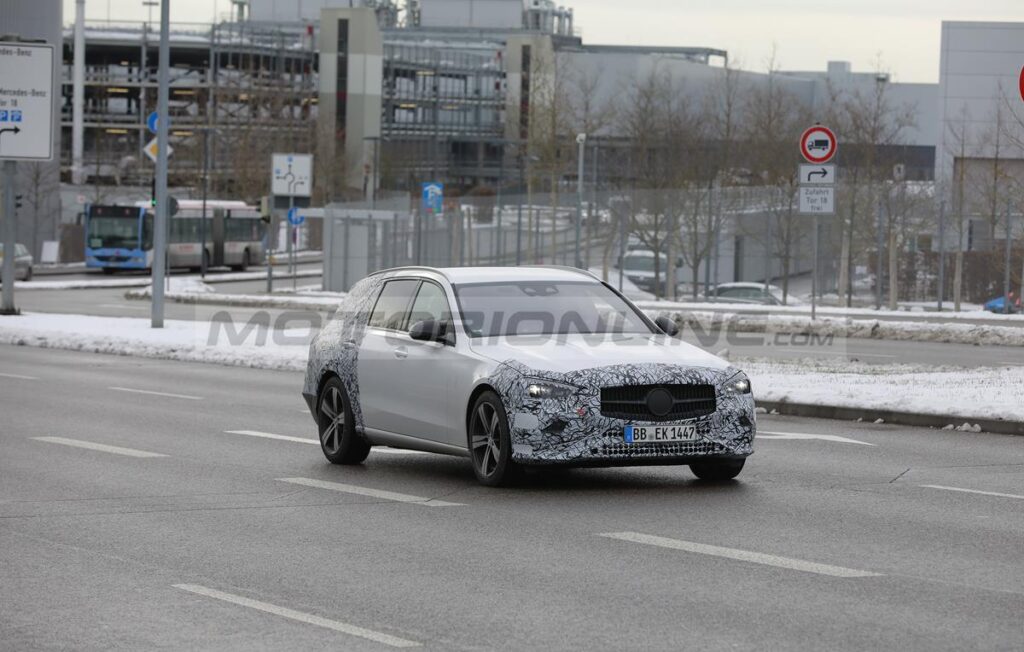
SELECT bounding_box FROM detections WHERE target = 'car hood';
[468,333,729,374]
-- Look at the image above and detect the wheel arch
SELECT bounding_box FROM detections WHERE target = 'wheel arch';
[465,382,500,438]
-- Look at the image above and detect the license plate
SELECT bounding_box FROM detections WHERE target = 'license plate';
[624,424,698,443]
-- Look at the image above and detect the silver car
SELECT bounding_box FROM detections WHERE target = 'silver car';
[303,266,756,486]
[0,243,33,282]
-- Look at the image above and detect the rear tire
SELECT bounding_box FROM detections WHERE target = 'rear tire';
[102,267,116,276]
[468,391,520,487]
[317,377,370,465]
[231,250,250,272]
[23,267,32,282]
[690,459,745,481]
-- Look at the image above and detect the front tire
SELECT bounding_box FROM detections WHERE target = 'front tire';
[690,458,745,481]
[468,391,520,487]
[23,267,32,281]
[317,377,370,465]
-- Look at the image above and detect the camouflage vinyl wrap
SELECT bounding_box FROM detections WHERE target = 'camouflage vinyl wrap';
[487,360,755,464]
[302,274,386,433]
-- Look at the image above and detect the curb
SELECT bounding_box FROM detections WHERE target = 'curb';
[755,400,1024,436]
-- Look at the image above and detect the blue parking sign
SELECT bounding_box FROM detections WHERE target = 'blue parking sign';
[0,110,7,122]
[11,110,22,122]
[421,182,443,215]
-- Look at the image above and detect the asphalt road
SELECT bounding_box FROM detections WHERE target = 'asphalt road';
[1,345,1022,650]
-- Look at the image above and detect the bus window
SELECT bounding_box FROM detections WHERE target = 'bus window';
[142,213,154,250]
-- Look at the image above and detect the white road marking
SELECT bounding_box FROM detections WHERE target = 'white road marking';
[921,484,1024,501]
[597,532,882,578]
[226,430,317,445]
[98,303,148,310]
[757,431,875,446]
[225,430,426,455]
[0,372,38,380]
[173,584,420,648]
[33,436,167,458]
[278,477,464,507]
[109,386,203,401]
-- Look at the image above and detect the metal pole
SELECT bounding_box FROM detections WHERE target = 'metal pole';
[266,198,274,294]
[1,161,17,315]
[618,207,626,292]
[289,195,296,291]
[496,150,504,264]
[575,134,585,269]
[72,0,86,185]
[875,198,884,311]
[151,0,171,328]
[1004,198,1012,315]
[811,214,819,320]
[937,199,946,312]
[515,151,524,266]
[200,129,209,278]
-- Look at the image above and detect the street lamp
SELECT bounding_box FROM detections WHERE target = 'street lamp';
[575,132,586,269]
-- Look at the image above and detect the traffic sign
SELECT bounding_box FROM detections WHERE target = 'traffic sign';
[799,186,835,214]
[800,125,837,164]
[287,207,304,226]
[146,111,160,134]
[143,137,173,163]
[421,182,444,215]
[271,153,312,197]
[1019,65,1023,103]
[799,164,836,185]
[0,42,56,161]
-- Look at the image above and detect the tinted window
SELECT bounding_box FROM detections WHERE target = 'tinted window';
[368,279,419,330]
[408,282,451,326]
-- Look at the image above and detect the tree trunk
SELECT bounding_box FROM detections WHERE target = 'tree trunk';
[550,174,559,264]
[838,227,851,307]
[953,249,964,312]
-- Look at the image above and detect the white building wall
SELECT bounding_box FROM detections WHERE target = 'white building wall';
[420,0,524,29]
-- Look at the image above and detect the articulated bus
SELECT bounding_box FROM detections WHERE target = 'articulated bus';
[85,200,266,274]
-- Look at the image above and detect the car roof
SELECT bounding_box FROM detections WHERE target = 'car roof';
[717,282,780,290]
[372,266,600,285]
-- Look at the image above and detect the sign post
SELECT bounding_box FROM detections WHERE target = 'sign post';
[420,182,443,265]
[271,153,312,290]
[798,124,838,321]
[0,40,55,315]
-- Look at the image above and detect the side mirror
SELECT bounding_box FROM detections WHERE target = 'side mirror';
[654,315,679,337]
[409,319,452,345]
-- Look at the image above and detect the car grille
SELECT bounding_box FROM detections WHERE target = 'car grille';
[600,383,716,422]
[600,439,727,457]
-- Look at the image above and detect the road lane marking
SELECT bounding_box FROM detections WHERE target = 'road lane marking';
[173,584,420,648]
[597,532,882,578]
[225,430,426,455]
[109,386,203,400]
[921,485,1024,501]
[226,430,317,445]
[33,436,167,458]
[98,303,148,310]
[757,431,875,446]
[0,372,38,380]
[277,477,463,507]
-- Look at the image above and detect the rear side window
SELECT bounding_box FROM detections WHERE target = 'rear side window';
[368,279,419,331]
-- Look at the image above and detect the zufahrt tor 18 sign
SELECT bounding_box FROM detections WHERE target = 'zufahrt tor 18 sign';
[0,42,55,161]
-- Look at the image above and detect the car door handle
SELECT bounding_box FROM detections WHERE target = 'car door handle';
[393,346,408,359]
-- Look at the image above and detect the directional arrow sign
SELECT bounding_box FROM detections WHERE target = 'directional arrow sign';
[799,164,836,185]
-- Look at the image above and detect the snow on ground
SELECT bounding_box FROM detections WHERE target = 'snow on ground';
[125,285,345,310]
[634,299,1023,322]
[14,267,321,291]
[744,358,1024,423]
[1,310,1023,423]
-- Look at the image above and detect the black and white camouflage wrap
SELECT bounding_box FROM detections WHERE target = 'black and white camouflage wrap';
[487,360,755,464]
[302,274,386,433]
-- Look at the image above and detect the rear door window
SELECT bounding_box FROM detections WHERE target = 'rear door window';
[368,279,419,331]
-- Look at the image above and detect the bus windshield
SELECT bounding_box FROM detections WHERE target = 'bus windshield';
[88,214,141,250]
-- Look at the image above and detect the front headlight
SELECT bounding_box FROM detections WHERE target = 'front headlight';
[524,378,577,399]
[723,372,751,395]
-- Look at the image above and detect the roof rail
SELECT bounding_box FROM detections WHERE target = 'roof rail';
[368,265,447,278]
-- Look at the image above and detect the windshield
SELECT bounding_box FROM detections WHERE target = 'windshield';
[88,216,141,250]
[622,254,666,272]
[454,281,654,337]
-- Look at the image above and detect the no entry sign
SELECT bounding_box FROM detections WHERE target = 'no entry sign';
[800,125,837,164]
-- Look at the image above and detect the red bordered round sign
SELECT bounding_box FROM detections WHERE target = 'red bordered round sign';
[1019,65,1024,103]
[800,125,837,164]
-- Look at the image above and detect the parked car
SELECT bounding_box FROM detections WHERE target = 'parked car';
[616,249,674,294]
[303,266,756,486]
[707,282,800,306]
[0,243,33,282]
[983,292,1021,314]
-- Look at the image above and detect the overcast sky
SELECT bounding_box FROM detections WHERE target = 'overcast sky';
[64,0,1023,83]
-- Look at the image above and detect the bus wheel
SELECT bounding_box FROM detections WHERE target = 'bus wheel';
[233,250,250,273]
